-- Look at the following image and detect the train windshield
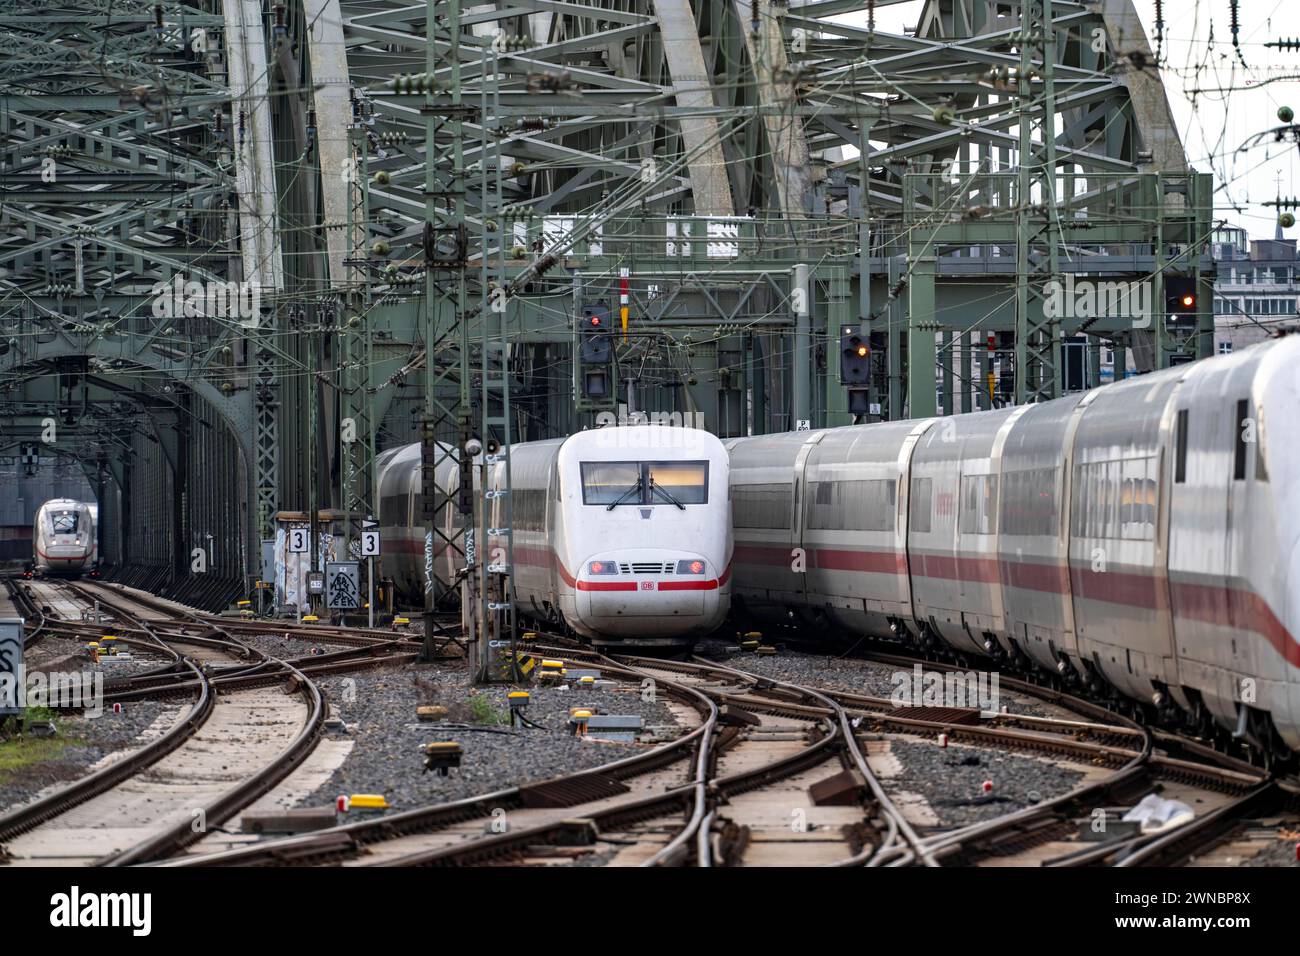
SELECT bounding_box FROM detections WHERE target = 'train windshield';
[52,512,79,534]
[581,461,708,506]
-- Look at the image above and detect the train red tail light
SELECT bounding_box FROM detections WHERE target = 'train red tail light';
[586,560,617,575]
[676,559,706,574]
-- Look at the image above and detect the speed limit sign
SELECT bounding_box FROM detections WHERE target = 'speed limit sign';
[289,528,310,554]
[360,530,381,557]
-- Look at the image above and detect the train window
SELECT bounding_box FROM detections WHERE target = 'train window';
[733,483,791,529]
[999,467,1058,536]
[958,475,998,535]
[379,494,407,526]
[646,462,708,504]
[1232,399,1248,481]
[581,462,642,504]
[1073,458,1155,541]
[1174,409,1188,483]
[808,479,895,532]
[580,461,709,505]
[909,478,933,534]
[52,512,79,534]
[1119,458,1157,540]
[507,488,546,532]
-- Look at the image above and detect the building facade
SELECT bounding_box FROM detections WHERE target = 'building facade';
[1212,226,1299,353]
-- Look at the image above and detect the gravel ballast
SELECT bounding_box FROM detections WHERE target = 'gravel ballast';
[301,660,684,813]
[716,647,1068,718]
[877,736,1088,827]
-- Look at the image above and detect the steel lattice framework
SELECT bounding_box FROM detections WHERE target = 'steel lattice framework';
[0,0,1213,606]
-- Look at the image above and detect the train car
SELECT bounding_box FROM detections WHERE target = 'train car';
[728,334,1300,759]
[33,498,97,576]
[376,425,732,649]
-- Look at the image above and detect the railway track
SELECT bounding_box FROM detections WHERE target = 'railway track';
[0,580,326,866]
[6,583,1290,867]
[166,643,934,867]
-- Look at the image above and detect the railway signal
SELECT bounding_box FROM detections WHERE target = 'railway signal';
[579,303,613,399]
[1164,274,1198,331]
[839,328,871,414]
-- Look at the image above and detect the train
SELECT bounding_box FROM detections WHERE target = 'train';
[376,425,732,648]
[32,498,97,576]
[726,334,1300,761]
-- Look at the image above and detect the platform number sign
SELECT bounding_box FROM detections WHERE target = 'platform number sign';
[360,530,381,558]
[0,620,23,717]
[289,528,310,554]
[326,562,361,610]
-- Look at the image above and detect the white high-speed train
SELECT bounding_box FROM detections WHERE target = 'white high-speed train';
[376,426,732,648]
[727,334,1300,758]
[32,498,97,576]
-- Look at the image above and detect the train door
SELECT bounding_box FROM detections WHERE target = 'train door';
[1166,369,1240,727]
[792,432,826,609]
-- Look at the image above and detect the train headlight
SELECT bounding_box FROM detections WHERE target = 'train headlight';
[676,559,706,575]
[586,560,617,575]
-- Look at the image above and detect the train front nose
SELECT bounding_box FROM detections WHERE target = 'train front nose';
[575,549,724,643]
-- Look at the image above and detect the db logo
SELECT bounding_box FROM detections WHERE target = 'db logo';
[640,581,655,591]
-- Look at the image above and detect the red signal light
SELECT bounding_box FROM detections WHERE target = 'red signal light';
[589,315,601,326]
[590,561,604,573]
[689,560,704,574]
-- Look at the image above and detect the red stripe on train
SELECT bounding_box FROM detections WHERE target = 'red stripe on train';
[733,540,1297,667]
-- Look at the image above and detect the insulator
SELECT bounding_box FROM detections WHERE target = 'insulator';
[1229,0,1246,67]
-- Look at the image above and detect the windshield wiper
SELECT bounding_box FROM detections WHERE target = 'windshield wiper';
[605,478,643,511]
[649,479,686,510]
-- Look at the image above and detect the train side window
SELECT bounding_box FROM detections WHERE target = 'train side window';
[910,477,932,534]
[958,475,997,535]
[1232,399,1248,481]
[1174,409,1188,483]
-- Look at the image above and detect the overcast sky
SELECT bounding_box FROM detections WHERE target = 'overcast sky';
[834,1,1300,239]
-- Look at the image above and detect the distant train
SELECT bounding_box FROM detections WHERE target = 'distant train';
[33,498,97,576]
[727,334,1300,760]
[376,426,733,648]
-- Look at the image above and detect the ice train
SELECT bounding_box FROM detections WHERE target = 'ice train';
[32,498,97,576]
[375,426,732,648]
[726,335,1300,757]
